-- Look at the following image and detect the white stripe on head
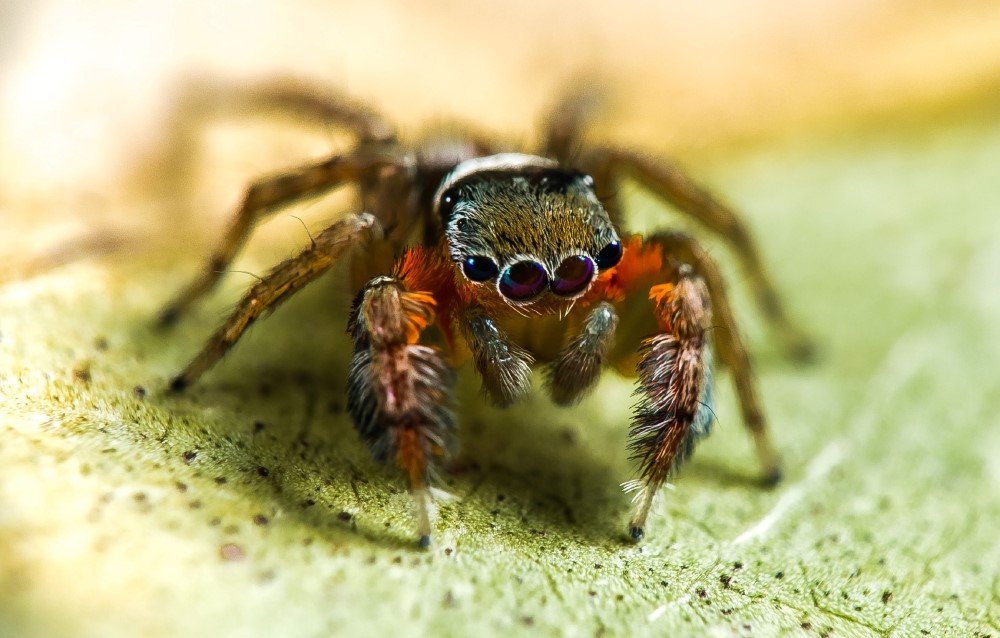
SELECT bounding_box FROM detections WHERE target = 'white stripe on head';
[433,153,558,217]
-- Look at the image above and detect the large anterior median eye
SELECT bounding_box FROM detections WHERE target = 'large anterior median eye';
[462,255,499,282]
[499,261,548,301]
[551,255,595,297]
[595,240,623,269]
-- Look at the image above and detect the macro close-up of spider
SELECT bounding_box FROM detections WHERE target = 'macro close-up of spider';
[158,82,812,547]
[5,2,999,634]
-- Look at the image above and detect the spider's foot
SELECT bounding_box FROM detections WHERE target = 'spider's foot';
[412,487,435,550]
[762,465,783,489]
[156,306,181,329]
[787,335,818,365]
[627,484,656,544]
[168,374,189,394]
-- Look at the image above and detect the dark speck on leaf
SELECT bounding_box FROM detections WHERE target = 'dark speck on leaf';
[253,421,266,434]
[337,511,352,522]
[73,365,91,383]
[94,336,109,351]
[444,548,453,556]
[256,466,269,478]
[882,590,893,604]
[132,385,147,398]
[183,450,198,463]
[696,588,707,599]
[214,476,227,485]
[720,574,732,588]
[220,543,245,561]
[774,571,784,579]
[253,514,269,526]
[302,499,316,508]
[175,482,188,493]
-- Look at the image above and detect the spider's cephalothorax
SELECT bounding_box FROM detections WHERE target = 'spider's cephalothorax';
[159,79,811,547]
[436,154,621,314]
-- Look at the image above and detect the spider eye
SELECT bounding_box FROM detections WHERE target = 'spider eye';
[462,256,499,282]
[595,240,623,269]
[439,188,461,226]
[499,261,548,302]
[551,255,595,297]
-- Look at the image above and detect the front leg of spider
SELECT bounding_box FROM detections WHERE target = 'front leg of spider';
[347,276,456,548]
[627,263,715,542]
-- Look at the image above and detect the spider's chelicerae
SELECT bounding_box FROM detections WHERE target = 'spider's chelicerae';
[160,79,811,547]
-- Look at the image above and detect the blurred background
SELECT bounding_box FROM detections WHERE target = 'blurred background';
[2,0,998,241]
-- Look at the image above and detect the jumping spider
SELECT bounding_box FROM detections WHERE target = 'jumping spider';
[159,79,811,547]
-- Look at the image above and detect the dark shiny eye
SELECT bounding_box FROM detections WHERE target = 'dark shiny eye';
[595,240,623,269]
[551,255,595,297]
[438,188,461,226]
[462,255,499,282]
[499,261,548,301]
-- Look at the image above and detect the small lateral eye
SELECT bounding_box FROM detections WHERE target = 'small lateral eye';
[595,240,623,269]
[462,255,499,282]
[439,188,461,226]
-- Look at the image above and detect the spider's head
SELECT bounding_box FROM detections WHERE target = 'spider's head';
[434,154,622,310]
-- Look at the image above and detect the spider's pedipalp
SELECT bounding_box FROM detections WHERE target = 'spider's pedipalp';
[167,212,376,391]
[347,275,456,547]
[460,308,534,407]
[546,301,618,405]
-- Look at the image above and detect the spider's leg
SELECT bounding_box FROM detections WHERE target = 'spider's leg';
[589,148,814,362]
[459,308,535,407]
[347,275,455,548]
[136,76,397,223]
[624,258,716,542]
[545,302,618,406]
[157,152,400,325]
[167,212,377,391]
[540,83,604,165]
[652,232,781,485]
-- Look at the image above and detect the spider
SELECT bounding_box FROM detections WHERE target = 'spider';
[159,78,812,548]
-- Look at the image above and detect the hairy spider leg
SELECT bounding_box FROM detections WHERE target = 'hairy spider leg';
[650,231,782,485]
[347,272,456,548]
[587,148,814,362]
[586,233,779,540]
[138,76,397,202]
[168,212,377,391]
[157,152,402,325]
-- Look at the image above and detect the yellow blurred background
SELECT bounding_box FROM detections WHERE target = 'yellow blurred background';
[2,0,998,234]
